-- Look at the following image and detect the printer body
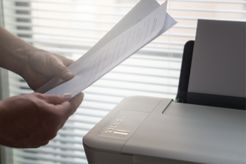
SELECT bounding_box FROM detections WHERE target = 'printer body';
[83,96,245,164]
[83,20,246,164]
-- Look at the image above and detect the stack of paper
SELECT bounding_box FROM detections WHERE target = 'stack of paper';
[39,0,176,97]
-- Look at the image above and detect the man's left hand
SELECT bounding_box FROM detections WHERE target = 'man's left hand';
[21,48,74,91]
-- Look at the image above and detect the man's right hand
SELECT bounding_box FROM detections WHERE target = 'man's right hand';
[0,92,83,148]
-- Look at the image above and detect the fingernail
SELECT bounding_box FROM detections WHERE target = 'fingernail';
[68,70,74,77]
[61,69,73,79]
[65,71,74,80]
[63,93,72,100]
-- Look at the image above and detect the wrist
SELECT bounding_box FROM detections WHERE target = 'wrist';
[0,28,34,76]
[0,100,11,146]
[0,44,32,76]
[0,100,5,114]
[0,101,6,137]
[15,45,35,77]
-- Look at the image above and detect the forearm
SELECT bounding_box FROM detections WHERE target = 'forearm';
[0,100,7,145]
[0,27,33,75]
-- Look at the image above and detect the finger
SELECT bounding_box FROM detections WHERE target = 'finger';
[56,93,84,129]
[69,92,84,114]
[57,92,84,118]
[54,54,74,66]
[63,58,73,66]
[37,93,70,105]
[53,60,74,80]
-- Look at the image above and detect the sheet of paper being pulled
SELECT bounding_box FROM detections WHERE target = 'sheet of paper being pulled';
[38,0,176,97]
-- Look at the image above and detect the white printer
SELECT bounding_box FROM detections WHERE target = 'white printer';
[83,20,246,164]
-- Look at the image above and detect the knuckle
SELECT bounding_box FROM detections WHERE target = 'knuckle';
[33,140,50,148]
[41,108,63,127]
[43,140,50,146]
[33,92,40,96]
[27,97,41,110]
[45,116,62,137]
[49,111,63,123]
[33,92,43,98]
[46,128,58,140]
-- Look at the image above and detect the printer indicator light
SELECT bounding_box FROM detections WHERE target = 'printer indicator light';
[113,130,129,136]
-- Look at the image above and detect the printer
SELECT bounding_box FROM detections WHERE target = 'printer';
[83,20,246,164]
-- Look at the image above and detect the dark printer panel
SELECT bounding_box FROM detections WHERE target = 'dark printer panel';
[177,20,246,110]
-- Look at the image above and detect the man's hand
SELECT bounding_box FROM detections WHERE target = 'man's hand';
[0,27,74,90]
[0,92,83,148]
[21,48,74,91]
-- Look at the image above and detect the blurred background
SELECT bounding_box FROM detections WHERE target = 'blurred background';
[0,0,246,163]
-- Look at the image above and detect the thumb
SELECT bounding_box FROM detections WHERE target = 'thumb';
[58,92,84,117]
[53,59,74,80]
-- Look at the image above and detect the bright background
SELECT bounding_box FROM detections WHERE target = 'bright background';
[1,0,246,163]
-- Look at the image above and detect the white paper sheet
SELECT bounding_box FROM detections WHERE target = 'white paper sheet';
[39,0,176,97]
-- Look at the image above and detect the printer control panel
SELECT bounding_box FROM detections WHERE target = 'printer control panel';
[99,111,147,140]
